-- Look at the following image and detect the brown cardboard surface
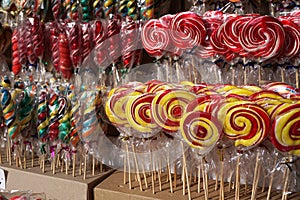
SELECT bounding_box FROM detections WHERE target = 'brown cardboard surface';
[94,171,300,200]
[0,162,114,200]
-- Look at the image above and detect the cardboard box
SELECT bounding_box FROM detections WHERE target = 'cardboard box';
[0,162,114,200]
[94,171,300,200]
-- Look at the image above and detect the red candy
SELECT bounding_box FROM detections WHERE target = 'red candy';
[49,22,60,72]
[12,30,22,76]
[239,16,285,60]
[59,32,74,79]
[81,22,92,62]
[66,22,82,68]
[32,16,45,59]
[170,11,207,50]
[107,16,122,62]
[93,20,108,66]
[141,19,170,58]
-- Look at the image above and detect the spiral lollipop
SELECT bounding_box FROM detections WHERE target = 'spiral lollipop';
[18,88,34,137]
[48,90,60,142]
[18,22,28,68]
[141,19,170,58]
[80,0,91,22]
[217,101,270,148]
[12,30,22,76]
[59,32,74,80]
[151,89,196,132]
[239,16,285,61]
[107,16,121,62]
[68,88,81,148]
[170,11,207,50]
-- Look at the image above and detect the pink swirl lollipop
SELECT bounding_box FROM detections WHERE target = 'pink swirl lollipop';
[141,19,170,58]
[239,16,285,60]
[170,11,206,50]
[278,17,300,59]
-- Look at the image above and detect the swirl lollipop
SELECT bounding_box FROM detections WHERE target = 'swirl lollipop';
[70,0,80,20]
[151,89,196,132]
[51,0,61,19]
[48,22,60,73]
[170,11,207,50]
[93,19,108,68]
[81,22,92,63]
[59,31,74,80]
[66,22,82,72]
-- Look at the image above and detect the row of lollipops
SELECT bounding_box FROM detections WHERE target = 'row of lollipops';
[103,77,300,200]
[10,14,143,83]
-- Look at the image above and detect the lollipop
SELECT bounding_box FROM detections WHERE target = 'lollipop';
[12,30,22,76]
[217,101,270,148]
[103,0,115,17]
[81,22,92,63]
[58,96,70,144]
[141,0,154,19]
[118,0,128,17]
[278,18,300,59]
[141,19,170,58]
[180,111,222,150]
[48,90,60,142]
[51,0,61,19]
[170,11,207,50]
[93,0,103,18]
[37,86,49,141]
[18,88,34,134]
[70,0,80,20]
[25,18,37,65]
[93,20,108,67]
[66,22,82,69]
[239,16,285,60]
[107,16,122,62]
[125,93,157,133]
[151,89,196,132]
[59,32,74,79]
[49,22,60,72]
[32,16,45,60]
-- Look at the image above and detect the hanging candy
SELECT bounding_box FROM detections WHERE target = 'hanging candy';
[66,22,82,70]
[127,0,138,20]
[26,18,38,65]
[51,0,61,19]
[80,0,92,22]
[70,0,80,20]
[12,30,22,76]
[48,22,60,73]
[93,0,104,18]
[81,22,92,63]
[103,0,115,17]
[93,19,108,67]
[59,31,74,80]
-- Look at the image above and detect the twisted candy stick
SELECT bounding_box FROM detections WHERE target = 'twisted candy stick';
[107,16,121,62]
[81,91,98,142]
[103,0,115,17]
[37,85,49,142]
[118,0,128,17]
[93,20,108,66]
[127,0,137,20]
[48,22,60,72]
[48,90,60,142]
[51,0,61,19]
[1,88,19,140]
[140,0,154,20]
[66,22,82,69]
[18,22,28,67]
[12,30,22,76]
[70,0,80,20]
[93,0,104,18]
[81,22,92,63]
[58,96,71,144]
[121,17,138,70]
[59,32,74,80]
[68,86,81,148]
[80,0,91,22]
[18,88,34,136]
[25,19,37,65]
[32,16,45,60]
[63,0,71,19]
